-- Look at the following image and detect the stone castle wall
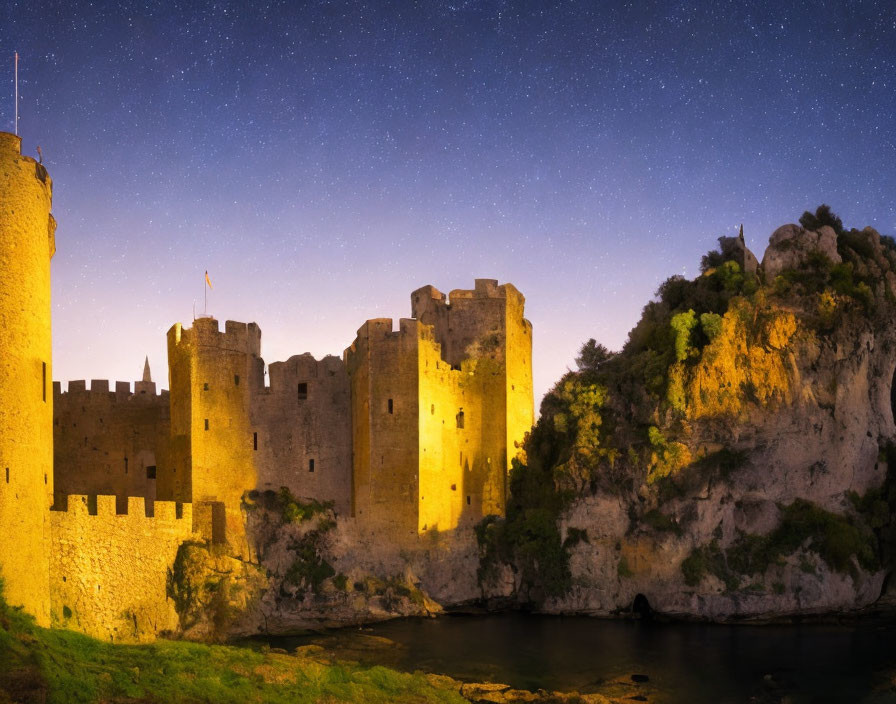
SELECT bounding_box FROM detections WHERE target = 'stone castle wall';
[53,380,170,509]
[0,132,56,624]
[417,328,503,533]
[49,495,193,642]
[253,353,352,514]
[39,279,532,639]
[345,318,422,539]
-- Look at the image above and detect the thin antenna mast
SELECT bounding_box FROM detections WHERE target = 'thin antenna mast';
[14,52,18,136]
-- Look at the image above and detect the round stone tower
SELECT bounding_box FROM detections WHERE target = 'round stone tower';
[0,132,56,624]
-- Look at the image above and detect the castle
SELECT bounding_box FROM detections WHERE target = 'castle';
[0,132,534,640]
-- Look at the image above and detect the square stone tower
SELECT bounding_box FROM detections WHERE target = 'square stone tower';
[345,280,533,542]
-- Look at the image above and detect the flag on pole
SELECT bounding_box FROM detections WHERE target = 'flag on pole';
[205,271,212,289]
[14,52,18,136]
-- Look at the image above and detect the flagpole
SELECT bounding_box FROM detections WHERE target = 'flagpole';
[14,52,18,136]
[204,272,207,315]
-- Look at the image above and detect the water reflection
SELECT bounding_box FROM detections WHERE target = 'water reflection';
[256,613,896,703]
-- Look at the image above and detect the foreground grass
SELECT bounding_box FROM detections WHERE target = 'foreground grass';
[0,595,465,704]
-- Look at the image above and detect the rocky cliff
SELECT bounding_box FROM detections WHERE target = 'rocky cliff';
[477,206,896,621]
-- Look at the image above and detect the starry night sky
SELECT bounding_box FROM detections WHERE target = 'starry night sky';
[2,1,895,405]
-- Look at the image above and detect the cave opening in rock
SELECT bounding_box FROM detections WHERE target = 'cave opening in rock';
[631,593,652,619]
[891,368,896,427]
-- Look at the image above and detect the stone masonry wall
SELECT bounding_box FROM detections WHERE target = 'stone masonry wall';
[49,494,193,642]
[53,380,170,509]
[345,318,421,540]
[252,353,351,515]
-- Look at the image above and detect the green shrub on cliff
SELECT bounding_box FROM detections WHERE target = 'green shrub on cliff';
[681,499,878,589]
[166,541,267,637]
[278,487,334,524]
[284,530,336,595]
[475,458,575,600]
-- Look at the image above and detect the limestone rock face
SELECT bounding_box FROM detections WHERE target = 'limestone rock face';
[474,221,896,623]
[761,224,841,279]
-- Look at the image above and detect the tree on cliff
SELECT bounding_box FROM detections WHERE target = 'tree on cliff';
[799,204,844,236]
[575,339,613,372]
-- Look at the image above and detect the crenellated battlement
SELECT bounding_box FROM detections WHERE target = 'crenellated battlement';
[54,379,169,399]
[50,493,191,521]
[412,279,525,312]
[265,353,345,393]
[347,317,426,346]
[168,317,262,356]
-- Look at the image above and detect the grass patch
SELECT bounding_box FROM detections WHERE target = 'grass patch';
[0,581,465,704]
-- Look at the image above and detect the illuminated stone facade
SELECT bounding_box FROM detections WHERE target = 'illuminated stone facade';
[346,280,534,541]
[49,495,192,641]
[0,132,56,625]
[0,131,534,639]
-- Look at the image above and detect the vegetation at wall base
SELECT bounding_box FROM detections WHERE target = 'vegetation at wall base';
[0,581,465,704]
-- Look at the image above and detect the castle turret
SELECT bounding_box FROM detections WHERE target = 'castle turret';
[0,132,56,623]
[164,318,262,555]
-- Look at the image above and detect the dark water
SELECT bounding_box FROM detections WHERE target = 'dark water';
[256,613,896,703]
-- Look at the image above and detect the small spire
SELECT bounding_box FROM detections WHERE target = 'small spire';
[738,224,744,242]
[142,356,152,383]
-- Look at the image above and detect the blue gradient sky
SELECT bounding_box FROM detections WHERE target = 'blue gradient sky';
[2,1,895,405]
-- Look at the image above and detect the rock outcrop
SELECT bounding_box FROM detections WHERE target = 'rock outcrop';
[476,217,896,622]
[761,223,841,278]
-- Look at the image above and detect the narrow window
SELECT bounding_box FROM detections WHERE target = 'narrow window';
[4,467,7,483]
[451,483,456,491]
[124,457,128,474]
[203,382,209,391]
[44,473,47,484]
[146,466,156,479]
[431,404,435,415]
[42,362,47,402]
[466,495,471,506]
[253,432,258,450]
[456,409,465,429]
[234,374,240,386]
[388,398,394,414]
[308,458,315,473]
[297,382,308,400]
[204,418,209,431]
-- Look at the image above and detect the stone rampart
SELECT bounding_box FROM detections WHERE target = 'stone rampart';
[49,494,193,642]
[54,379,170,506]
